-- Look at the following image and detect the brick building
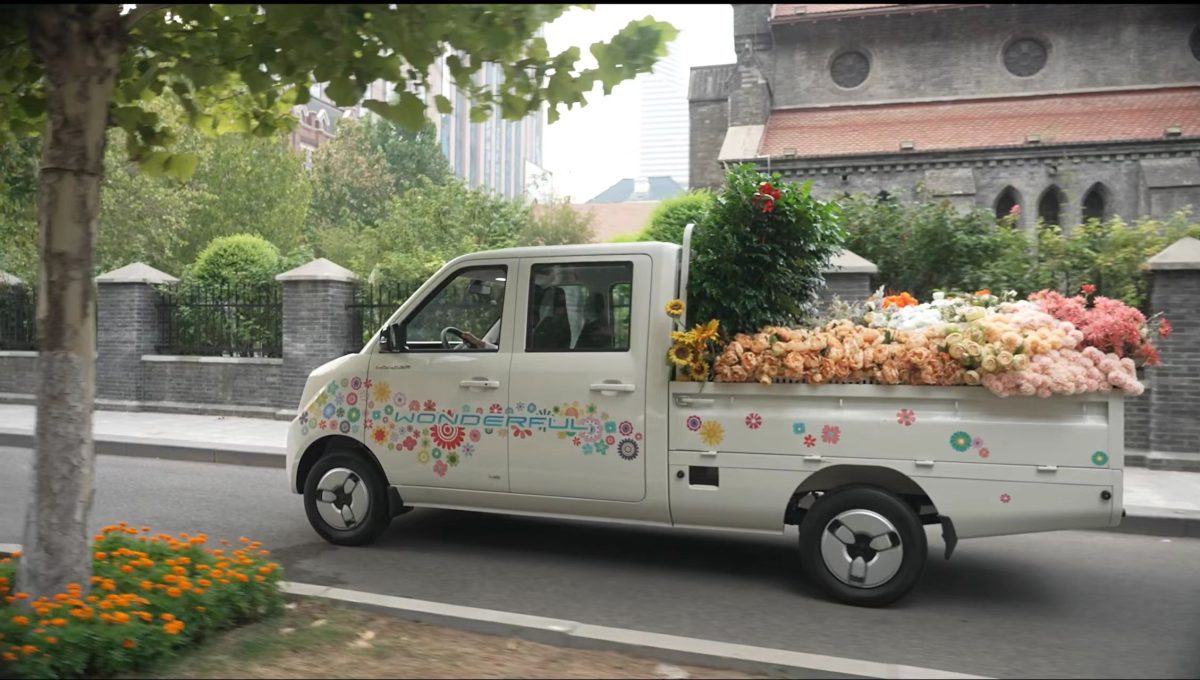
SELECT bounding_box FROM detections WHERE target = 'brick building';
[690,4,1200,229]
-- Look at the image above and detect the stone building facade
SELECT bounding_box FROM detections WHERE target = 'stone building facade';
[690,4,1200,229]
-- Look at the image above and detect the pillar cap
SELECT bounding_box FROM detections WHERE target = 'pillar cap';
[275,258,357,283]
[95,263,179,284]
[0,271,22,285]
[822,249,879,275]
[1147,237,1200,271]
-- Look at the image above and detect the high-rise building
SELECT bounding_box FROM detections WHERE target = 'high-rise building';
[637,43,689,188]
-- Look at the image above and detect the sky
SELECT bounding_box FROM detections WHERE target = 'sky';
[541,5,735,203]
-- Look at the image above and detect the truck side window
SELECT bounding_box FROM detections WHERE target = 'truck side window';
[526,262,632,352]
[403,265,507,352]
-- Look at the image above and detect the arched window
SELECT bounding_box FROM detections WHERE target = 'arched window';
[1037,186,1065,227]
[994,186,1021,221]
[1081,183,1107,223]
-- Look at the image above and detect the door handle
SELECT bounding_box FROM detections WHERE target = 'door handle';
[589,382,636,393]
[674,395,715,407]
[459,379,500,389]
[1036,465,1058,473]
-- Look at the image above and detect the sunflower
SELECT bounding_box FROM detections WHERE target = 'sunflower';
[699,420,724,446]
[664,299,685,318]
[688,360,710,381]
[692,319,720,343]
[671,330,696,344]
[668,343,694,367]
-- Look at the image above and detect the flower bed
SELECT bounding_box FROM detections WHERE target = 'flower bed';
[0,524,283,679]
[674,286,1167,399]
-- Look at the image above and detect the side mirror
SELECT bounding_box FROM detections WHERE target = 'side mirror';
[380,323,406,352]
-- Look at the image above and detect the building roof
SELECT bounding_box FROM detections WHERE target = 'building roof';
[770,4,969,23]
[587,177,686,204]
[757,86,1200,159]
[689,64,736,102]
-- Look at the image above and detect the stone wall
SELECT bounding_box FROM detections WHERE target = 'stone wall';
[0,352,37,397]
[141,356,284,410]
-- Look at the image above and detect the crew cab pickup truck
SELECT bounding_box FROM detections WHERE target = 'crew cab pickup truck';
[286,234,1124,606]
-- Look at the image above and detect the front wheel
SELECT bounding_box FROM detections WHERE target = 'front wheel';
[303,451,391,546]
[798,486,927,607]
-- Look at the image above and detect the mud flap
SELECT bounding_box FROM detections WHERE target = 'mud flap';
[939,516,958,560]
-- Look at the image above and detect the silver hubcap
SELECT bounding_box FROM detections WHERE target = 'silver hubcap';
[315,468,370,530]
[820,509,904,589]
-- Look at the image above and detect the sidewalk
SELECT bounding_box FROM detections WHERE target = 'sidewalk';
[0,403,1196,537]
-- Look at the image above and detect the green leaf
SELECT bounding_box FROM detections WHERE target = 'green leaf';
[163,152,199,181]
[434,95,453,115]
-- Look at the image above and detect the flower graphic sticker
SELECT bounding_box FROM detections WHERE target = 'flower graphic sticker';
[972,436,985,449]
[699,421,724,446]
[1092,451,1109,466]
[619,421,634,436]
[617,438,639,461]
[792,422,805,435]
[896,409,916,426]
[821,425,840,445]
[1000,493,1011,504]
[950,431,972,452]
[979,447,990,459]
[745,413,762,430]
[803,434,816,448]
[346,392,358,406]
[432,422,465,450]
[433,460,448,477]
[686,415,703,432]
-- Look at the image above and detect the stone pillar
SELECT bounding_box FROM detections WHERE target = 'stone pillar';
[278,258,358,411]
[95,263,178,404]
[819,249,879,308]
[1146,237,1200,462]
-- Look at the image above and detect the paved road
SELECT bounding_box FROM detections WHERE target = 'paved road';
[2,446,1198,679]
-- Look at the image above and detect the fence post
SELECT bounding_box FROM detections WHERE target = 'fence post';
[1146,237,1200,468]
[95,263,178,405]
[819,249,879,307]
[277,258,358,414]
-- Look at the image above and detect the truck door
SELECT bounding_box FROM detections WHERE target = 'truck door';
[365,260,514,492]
[507,255,650,501]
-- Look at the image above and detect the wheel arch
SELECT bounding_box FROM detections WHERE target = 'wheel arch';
[294,434,388,494]
[784,464,939,527]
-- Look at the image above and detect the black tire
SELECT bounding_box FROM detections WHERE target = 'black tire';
[303,451,391,546]
[797,486,927,607]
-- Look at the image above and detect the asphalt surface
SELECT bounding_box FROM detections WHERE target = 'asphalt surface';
[2,446,1198,679]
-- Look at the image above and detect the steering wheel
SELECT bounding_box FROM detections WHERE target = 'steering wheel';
[440,326,468,349]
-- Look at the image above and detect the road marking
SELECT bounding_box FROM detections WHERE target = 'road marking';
[281,581,990,679]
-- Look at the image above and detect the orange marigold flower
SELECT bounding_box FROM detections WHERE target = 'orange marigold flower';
[49,618,67,627]
[113,612,130,624]
[239,537,249,544]
[11,616,29,626]
[163,620,185,635]
[45,637,57,645]
[160,613,175,622]
[122,639,136,649]
[166,587,182,598]
[99,613,113,623]
[192,588,205,596]
[163,574,178,584]
[14,593,27,601]
[198,579,212,587]
[20,645,37,655]
[195,606,206,613]
[120,565,134,574]
[2,652,16,662]
[10,551,21,558]
[140,581,152,591]
[254,575,265,583]
[35,607,50,617]
[975,289,991,296]
[173,566,187,576]
[138,612,153,622]
[141,526,150,532]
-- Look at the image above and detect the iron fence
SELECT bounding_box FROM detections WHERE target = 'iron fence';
[347,280,421,352]
[156,283,282,357]
[0,285,36,351]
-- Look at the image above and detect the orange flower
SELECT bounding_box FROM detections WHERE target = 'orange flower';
[113,612,130,624]
[121,565,134,574]
[123,639,136,649]
[45,637,57,645]
[49,618,67,627]
[192,588,205,596]
[95,552,107,560]
[163,620,185,635]
[166,587,182,598]
[20,645,37,655]
[258,566,273,575]
[254,575,265,583]
[975,289,991,296]
[173,566,187,576]
[9,551,20,558]
[195,606,206,613]
[35,607,50,617]
[163,574,178,584]
[160,613,176,622]
[2,652,15,662]
[11,616,29,626]
[198,579,212,588]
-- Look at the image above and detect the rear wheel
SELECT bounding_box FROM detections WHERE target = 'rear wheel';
[303,451,391,546]
[798,486,927,607]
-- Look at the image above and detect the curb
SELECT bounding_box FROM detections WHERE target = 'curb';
[0,429,285,469]
[1099,506,1200,539]
[280,581,988,680]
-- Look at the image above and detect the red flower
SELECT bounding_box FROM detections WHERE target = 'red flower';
[761,198,775,214]
[1080,283,1097,295]
[423,399,437,412]
[803,434,816,448]
[757,182,781,200]
[1159,318,1172,339]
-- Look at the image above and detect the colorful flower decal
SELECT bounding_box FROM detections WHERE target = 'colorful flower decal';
[340,378,349,388]
[581,417,604,443]
[896,409,916,426]
[432,422,465,450]
[402,437,417,451]
[1092,451,1109,466]
[447,452,460,467]
[605,421,618,434]
[384,405,394,416]
[346,392,358,406]
[745,413,763,430]
[372,411,381,421]
[586,403,597,415]
[431,448,442,460]
[821,425,840,445]
[409,400,421,412]
[605,435,616,445]
[373,384,391,403]
[417,450,431,465]
[804,434,816,448]
[461,443,474,456]
[686,415,703,432]
[950,431,972,452]
[527,403,538,414]
[516,402,525,411]
[423,399,437,412]
[699,421,724,446]
[972,436,985,449]
[490,403,503,414]
[336,407,345,418]
[593,440,609,455]
[339,421,351,434]
[351,377,362,391]
[372,428,387,444]
[469,429,481,443]
[316,393,329,407]
[617,438,639,461]
[326,381,338,395]
[635,433,642,441]
[318,420,327,430]
[582,444,594,455]
[572,436,582,446]
[433,460,448,477]
[792,422,806,435]
[323,404,336,419]
[979,447,990,459]
[619,421,634,436]
[301,427,309,436]
[364,379,373,389]
[335,393,345,406]
[512,426,532,439]
[299,412,309,425]
[1000,493,1011,504]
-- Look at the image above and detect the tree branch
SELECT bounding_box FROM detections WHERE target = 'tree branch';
[123,4,172,31]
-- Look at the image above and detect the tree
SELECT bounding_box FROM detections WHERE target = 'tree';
[639,190,713,244]
[522,199,595,246]
[0,137,40,281]
[305,118,397,250]
[0,3,676,599]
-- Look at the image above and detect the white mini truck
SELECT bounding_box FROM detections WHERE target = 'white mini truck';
[286,237,1125,607]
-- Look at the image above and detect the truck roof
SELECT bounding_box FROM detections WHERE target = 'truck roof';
[446,241,682,266]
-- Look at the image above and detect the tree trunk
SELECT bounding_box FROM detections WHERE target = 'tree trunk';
[18,4,123,601]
